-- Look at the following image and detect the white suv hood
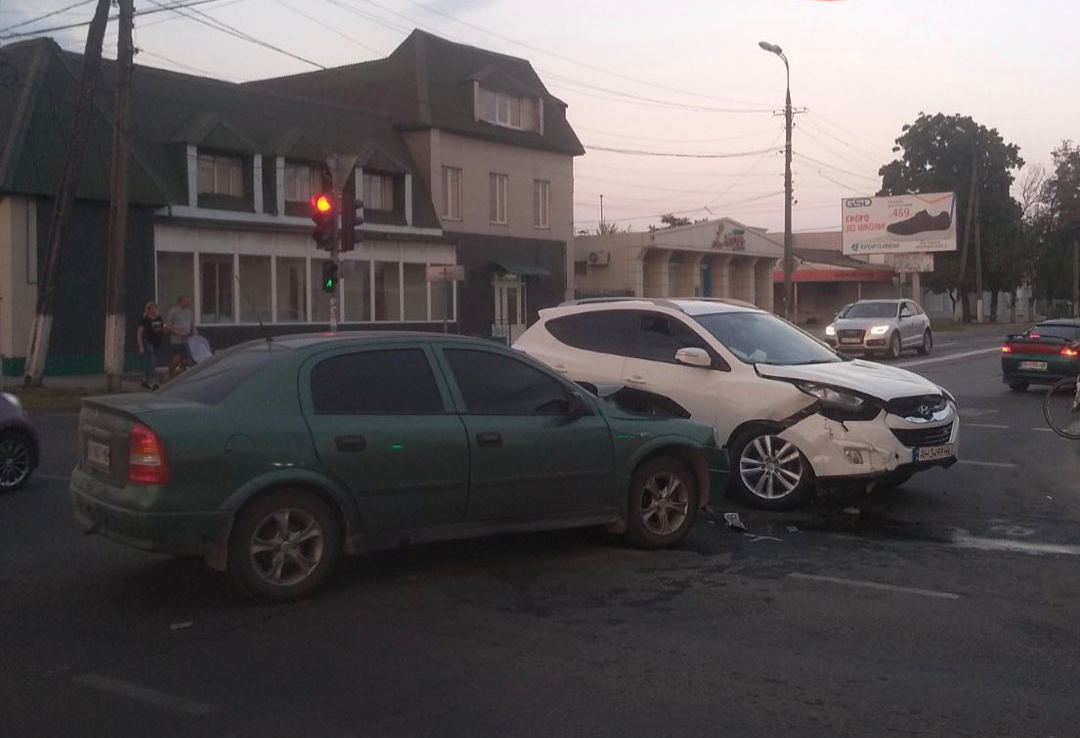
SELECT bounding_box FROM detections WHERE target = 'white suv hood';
[756,359,942,401]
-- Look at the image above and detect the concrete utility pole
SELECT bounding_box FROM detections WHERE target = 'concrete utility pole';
[24,0,112,386]
[974,191,984,323]
[759,41,794,321]
[1073,237,1079,318]
[104,0,135,391]
[954,135,978,322]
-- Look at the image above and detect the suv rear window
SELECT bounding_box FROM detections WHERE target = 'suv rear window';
[157,346,275,405]
[547,311,636,355]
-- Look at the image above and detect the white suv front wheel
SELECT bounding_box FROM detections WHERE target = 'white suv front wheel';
[730,428,814,509]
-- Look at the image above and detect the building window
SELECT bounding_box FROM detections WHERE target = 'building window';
[363,172,394,211]
[442,166,462,221]
[343,260,371,322]
[490,173,508,225]
[533,179,550,229]
[430,266,455,322]
[276,257,306,323]
[197,153,244,197]
[199,254,234,324]
[284,162,320,203]
[311,258,333,323]
[477,87,540,132]
[403,263,427,321]
[374,261,401,321]
[238,255,271,323]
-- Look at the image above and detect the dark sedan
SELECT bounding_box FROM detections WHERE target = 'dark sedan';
[1002,319,1080,391]
[0,392,39,492]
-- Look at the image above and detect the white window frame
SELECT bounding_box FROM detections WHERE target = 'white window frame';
[284,162,320,203]
[533,179,550,229]
[442,166,462,221]
[490,173,508,225]
[477,87,539,132]
[363,172,395,211]
[196,153,244,198]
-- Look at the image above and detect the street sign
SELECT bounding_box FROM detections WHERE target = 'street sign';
[326,153,358,193]
[426,265,465,282]
[841,192,957,255]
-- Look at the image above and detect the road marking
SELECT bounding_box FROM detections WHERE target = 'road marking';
[786,572,960,600]
[896,347,1000,369]
[952,533,1080,557]
[963,423,1009,429]
[958,460,1017,468]
[73,674,216,715]
[1033,427,1057,433]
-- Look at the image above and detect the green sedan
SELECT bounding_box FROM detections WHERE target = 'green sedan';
[72,333,727,600]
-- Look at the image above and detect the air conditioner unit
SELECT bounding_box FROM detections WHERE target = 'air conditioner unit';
[587,250,610,266]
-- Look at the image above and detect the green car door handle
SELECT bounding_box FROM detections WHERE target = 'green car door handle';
[335,435,367,452]
[475,432,502,448]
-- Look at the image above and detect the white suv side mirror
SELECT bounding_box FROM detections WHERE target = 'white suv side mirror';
[674,347,712,368]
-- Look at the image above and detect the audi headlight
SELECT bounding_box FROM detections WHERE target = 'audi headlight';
[2,392,21,409]
[825,325,836,337]
[869,325,891,336]
[794,381,880,421]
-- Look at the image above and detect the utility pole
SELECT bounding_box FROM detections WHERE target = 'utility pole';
[24,0,112,386]
[1073,237,1079,318]
[599,194,604,230]
[104,0,135,391]
[783,77,794,322]
[954,141,978,322]
[974,191,984,323]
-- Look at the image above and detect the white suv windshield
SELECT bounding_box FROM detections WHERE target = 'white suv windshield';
[845,302,899,319]
[693,312,842,366]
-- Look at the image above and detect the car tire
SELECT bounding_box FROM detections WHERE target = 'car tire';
[1008,379,1029,392]
[885,332,902,360]
[0,431,34,492]
[227,489,342,602]
[916,330,933,356]
[625,457,698,549]
[730,428,814,510]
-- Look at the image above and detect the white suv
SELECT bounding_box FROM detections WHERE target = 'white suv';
[514,298,958,509]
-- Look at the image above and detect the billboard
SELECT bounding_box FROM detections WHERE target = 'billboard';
[842,192,957,255]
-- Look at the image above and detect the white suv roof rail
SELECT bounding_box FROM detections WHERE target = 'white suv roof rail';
[560,297,686,311]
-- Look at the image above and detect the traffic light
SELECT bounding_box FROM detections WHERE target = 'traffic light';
[321,260,339,294]
[310,192,336,250]
[339,190,364,253]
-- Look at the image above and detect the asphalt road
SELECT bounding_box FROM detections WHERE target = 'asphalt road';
[2,326,1079,738]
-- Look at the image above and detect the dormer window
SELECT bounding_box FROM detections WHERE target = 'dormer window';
[197,153,244,197]
[284,161,321,203]
[363,172,395,211]
[477,87,540,132]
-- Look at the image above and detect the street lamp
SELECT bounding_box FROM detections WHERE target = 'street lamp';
[759,41,794,322]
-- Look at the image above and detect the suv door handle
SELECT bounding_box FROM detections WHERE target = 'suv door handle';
[626,376,647,385]
[335,435,366,452]
[476,432,502,448]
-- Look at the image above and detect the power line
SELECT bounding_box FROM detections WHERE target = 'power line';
[272,0,384,56]
[143,0,326,69]
[793,151,879,182]
[0,0,231,40]
[572,124,780,145]
[585,144,779,160]
[804,110,895,158]
[0,0,96,36]
[137,47,237,80]
[798,120,884,168]
[541,69,772,114]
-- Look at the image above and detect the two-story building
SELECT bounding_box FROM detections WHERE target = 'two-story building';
[251,30,584,342]
[0,37,455,374]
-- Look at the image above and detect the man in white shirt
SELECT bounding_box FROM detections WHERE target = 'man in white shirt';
[166,295,195,377]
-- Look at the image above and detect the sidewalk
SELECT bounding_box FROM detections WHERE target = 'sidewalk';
[2,373,147,410]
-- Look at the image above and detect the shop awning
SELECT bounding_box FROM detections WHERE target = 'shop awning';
[491,261,551,277]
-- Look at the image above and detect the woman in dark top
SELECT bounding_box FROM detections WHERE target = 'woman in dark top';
[136,301,165,389]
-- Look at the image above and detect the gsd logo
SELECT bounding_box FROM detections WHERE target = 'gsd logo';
[844,198,872,208]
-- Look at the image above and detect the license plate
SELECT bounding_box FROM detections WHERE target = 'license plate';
[841,338,862,345]
[915,444,954,462]
[1019,361,1048,371]
[86,439,111,470]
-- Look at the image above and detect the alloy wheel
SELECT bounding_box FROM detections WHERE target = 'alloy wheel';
[248,508,326,587]
[0,437,31,489]
[639,471,690,536]
[739,435,804,500]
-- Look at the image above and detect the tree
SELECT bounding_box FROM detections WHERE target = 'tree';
[648,213,692,231]
[1036,142,1080,315]
[878,113,1024,321]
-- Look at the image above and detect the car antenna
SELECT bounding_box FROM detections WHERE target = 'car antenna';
[234,274,273,346]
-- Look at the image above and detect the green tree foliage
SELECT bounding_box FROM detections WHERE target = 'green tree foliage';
[1034,142,1080,312]
[878,113,1024,320]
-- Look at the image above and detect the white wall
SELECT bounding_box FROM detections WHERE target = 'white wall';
[0,197,38,360]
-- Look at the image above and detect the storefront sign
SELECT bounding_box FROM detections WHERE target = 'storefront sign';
[842,192,957,255]
[426,265,465,282]
[711,222,746,252]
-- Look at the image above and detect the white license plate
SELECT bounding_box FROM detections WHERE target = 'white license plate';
[1019,361,1048,371]
[915,444,954,462]
[86,439,111,470]
[840,338,862,345]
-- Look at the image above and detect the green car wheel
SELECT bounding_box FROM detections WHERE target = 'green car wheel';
[228,489,342,602]
[625,457,698,549]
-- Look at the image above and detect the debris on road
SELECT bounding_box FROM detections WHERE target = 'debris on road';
[170,621,194,631]
[723,512,748,531]
[787,525,800,533]
[843,507,861,516]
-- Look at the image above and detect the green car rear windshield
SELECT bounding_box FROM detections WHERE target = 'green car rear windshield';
[157,346,275,404]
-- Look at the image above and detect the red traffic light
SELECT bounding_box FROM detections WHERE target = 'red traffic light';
[311,193,333,214]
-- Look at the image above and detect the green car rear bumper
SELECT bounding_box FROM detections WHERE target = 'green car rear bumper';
[1002,355,1080,385]
[71,468,231,557]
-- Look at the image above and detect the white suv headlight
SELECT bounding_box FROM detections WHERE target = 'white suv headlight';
[793,381,881,421]
[825,325,836,336]
[869,325,891,335]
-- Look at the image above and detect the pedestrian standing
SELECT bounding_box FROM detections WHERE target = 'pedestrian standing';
[165,295,195,378]
[136,300,164,389]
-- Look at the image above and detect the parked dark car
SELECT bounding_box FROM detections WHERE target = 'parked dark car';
[0,392,40,492]
[71,333,728,601]
[1002,319,1080,391]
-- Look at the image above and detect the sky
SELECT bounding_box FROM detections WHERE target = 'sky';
[1,0,1078,234]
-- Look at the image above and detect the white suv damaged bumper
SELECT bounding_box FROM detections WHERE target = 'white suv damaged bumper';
[778,403,959,480]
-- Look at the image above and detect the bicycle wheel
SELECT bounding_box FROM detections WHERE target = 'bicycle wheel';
[1044,377,1080,440]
